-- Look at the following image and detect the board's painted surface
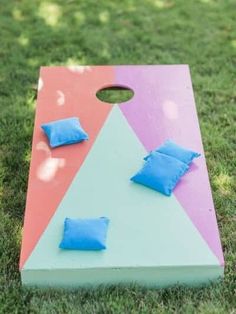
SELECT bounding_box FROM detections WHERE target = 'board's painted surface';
[116,65,223,265]
[20,66,114,268]
[20,65,224,287]
[24,107,219,278]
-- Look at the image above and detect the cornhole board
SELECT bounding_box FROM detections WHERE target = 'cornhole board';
[20,65,224,288]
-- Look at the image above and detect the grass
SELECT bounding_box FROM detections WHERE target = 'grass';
[0,0,236,312]
[96,86,134,104]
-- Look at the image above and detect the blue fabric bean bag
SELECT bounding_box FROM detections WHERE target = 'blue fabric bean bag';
[41,117,88,148]
[144,139,200,165]
[131,152,189,196]
[59,217,109,250]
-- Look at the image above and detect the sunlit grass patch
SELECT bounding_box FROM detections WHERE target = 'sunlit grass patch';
[38,2,62,27]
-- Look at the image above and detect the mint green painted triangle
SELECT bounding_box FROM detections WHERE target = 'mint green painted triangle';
[24,106,219,271]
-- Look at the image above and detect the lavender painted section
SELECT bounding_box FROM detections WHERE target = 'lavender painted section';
[116,65,224,265]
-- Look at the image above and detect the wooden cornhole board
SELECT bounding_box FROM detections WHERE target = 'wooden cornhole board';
[20,65,224,287]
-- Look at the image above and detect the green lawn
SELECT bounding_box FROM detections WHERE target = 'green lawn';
[0,0,235,312]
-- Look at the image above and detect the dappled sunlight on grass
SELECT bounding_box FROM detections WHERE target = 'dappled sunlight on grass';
[24,150,32,164]
[12,8,24,21]
[231,39,236,49]
[26,92,36,110]
[148,0,174,9]
[74,11,86,24]
[101,46,111,60]
[65,57,88,66]
[38,2,62,27]
[126,4,137,12]
[15,223,23,249]
[198,0,214,4]
[213,173,233,196]
[17,34,29,47]
[99,11,110,24]
[27,57,40,67]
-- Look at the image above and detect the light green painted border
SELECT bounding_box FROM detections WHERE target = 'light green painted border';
[21,266,223,288]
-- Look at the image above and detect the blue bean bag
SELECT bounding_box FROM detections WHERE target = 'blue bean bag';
[41,117,88,148]
[144,140,200,165]
[59,217,110,250]
[131,152,189,196]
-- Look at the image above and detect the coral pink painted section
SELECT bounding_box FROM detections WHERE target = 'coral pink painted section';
[20,66,114,269]
[117,65,224,265]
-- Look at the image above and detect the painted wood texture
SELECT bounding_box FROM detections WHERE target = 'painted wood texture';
[20,65,224,287]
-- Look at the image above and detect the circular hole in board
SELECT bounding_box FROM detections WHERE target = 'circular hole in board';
[96,85,134,104]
